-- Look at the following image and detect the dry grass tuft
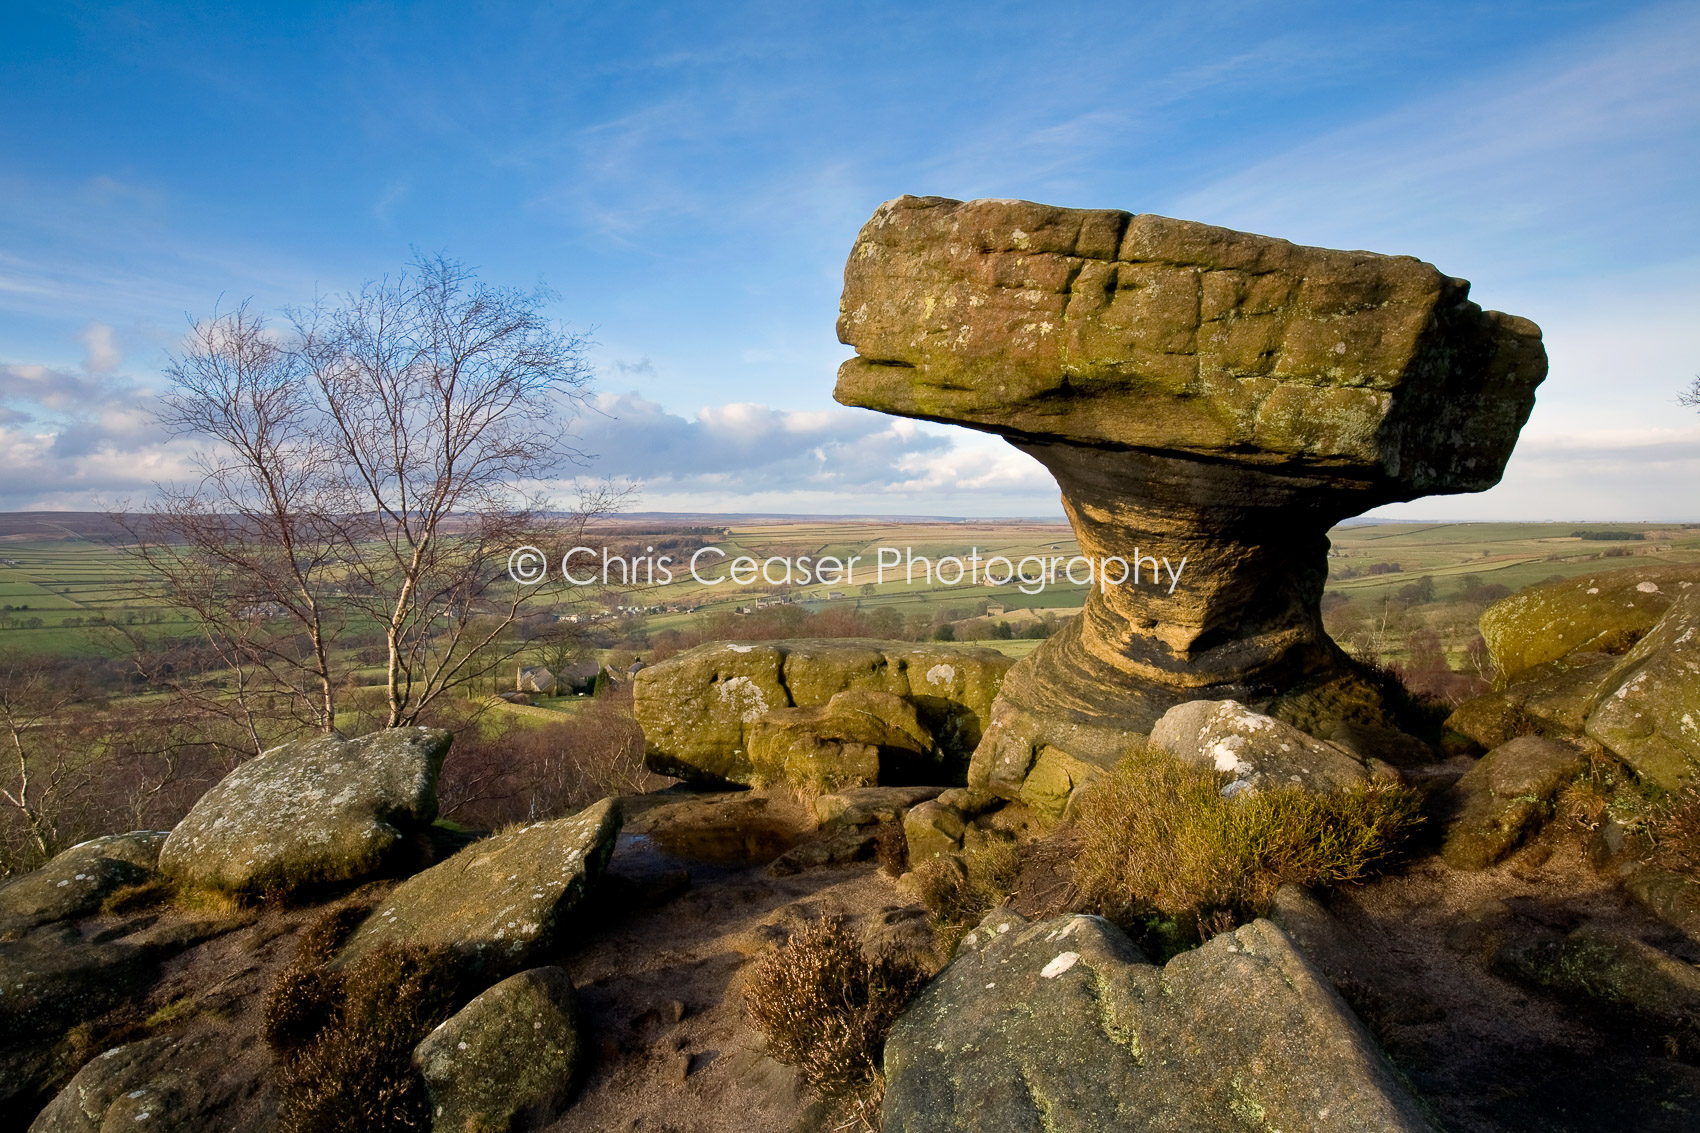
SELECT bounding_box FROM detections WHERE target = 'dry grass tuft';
[872,821,907,878]
[263,903,465,1133]
[1070,747,1424,951]
[1650,782,1700,877]
[744,915,928,1105]
[909,834,1022,954]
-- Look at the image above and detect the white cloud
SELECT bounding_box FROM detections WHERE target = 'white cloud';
[79,322,122,374]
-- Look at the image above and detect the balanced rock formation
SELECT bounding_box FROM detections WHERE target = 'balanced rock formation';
[633,639,1012,787]
[882,909,1437,1132]
[836,195,1546,802]
[160,727,450,895]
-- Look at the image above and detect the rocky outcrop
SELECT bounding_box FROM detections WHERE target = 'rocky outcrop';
[748,689,932,792]
[882,909,1438,1132]
[1441,735,1586,870]
[338,798,619,978]
[633,639,1012,786]
[1479,565,1700,680]
[1149,699,1388,796]
[1585,588,1700,789]
[836,195,1546,804]
[413,966,584,1132]
[160,727,450,895]
[0,831,167,934]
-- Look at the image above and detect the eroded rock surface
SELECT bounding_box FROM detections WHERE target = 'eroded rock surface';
[836,195,1546,801]
[28,1035,240,1133]
[633,639,1012,786]
[160,727,450,894]
[882,910,1437,1132]
[338,798,619,978]
[413,966,583,1132]
[748,689,932,792]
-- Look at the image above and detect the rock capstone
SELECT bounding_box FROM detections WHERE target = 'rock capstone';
[338,798,619,978]
[159,727,450,894]
[881,909,1438,1132]
[836,195,1545,802]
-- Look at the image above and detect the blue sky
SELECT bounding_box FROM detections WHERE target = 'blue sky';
[1,0,1696,518]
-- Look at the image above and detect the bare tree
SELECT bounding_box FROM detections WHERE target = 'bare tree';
[123,254,619,737]
[1682,374,1700,410]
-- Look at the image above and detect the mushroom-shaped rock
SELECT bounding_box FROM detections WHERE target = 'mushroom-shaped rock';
[836,195,1545,789]
[882,910,1437,1132]
[160,727,450,895]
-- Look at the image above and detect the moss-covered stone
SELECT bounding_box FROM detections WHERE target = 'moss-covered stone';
[634,640,1012,787]
[902,799,965,864]
[1479,565,1700,680]
[1441,736,1585,870]
[413,966,583,1132]
[1585,589,1700,789]
[1015,745,1099,820]
[1149,699,1382,797]
[159,727,450,895]
[746,689,932,792]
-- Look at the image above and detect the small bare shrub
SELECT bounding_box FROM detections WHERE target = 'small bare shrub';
[872,821,907,877]
[264,904,464,1132]
[1071,747,1424,948]
[744,915,928,1101]
[1650,782,1700,877]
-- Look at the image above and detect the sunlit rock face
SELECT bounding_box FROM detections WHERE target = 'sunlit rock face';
[835,195,1546,780]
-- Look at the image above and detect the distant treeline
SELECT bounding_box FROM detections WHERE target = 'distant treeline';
[1572,530,1646,541]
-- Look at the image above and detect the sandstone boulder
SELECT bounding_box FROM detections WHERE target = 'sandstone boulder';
[1499,922,1700,1032]
[413,966,583,1132]
[882,910,1437,1132]
[338,798,619,978]
[813,785,944,829]
[1585,588,1700,789]
[1441,735,1585,870]
[1149,699,1383,796]
[0,831,167,934]
[747,689,932,791]
[902,799,966,864]
[28,1034,239,1133]
[634,640,1012,786]
[160,727,450,894]
[837,196,1545,798]
[1479,565,1700,680]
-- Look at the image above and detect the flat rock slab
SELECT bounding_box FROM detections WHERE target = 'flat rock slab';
[160,727,451,894]
[1149,699,1380,796]
[414,965,583,1132]
[1480,565,1700,680]
[0,831,167,934]
[882,910,1437,1132]
[339,798,620,978]
[813,786,944,829]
